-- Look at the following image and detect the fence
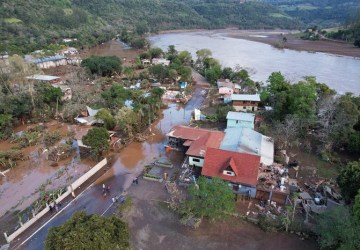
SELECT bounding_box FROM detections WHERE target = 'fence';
[4,158,108,243]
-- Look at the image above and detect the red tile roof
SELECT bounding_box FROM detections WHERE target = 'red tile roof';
[167,126,224,158]
[202,147,260,186]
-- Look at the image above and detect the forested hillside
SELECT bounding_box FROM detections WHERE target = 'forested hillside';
[1,0,358,55]
[0,0,299,54]
[262,0,360,27]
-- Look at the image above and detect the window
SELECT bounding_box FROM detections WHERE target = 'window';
[243,106,246,109]
[193,158,200,162]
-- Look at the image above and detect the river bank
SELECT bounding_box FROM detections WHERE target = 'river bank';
[156,28,360,58]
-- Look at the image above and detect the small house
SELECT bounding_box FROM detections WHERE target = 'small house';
[26,75,62,84]
[217,79,234,102]
[152,58,170,66]
[226,111,255,129]
[202,147,260,197]
[141,59,151,65]
[231,94,260,112]
[29,55,67,69]
[166,126,224,168]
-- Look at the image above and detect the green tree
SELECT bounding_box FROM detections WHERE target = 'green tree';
[95,109,115,130]
[167,45,177,56]
[183,176,235,220]
[221,67,233,79]
[316,206,360,250]
[337,161,360,203]
[195,49,212,72]
[288,80,317,120]
[81,56,122,77]
[131,37,147,49]
[0,114,13,139]
[149,64,169,82]
[177,51,192,66]
[101,84,129,109]
[45,211,130,250]
[82,127,109,160]
[354,189,360,222]
[149,47,163,59]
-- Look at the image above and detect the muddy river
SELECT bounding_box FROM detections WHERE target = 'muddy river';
[149,31,360,95]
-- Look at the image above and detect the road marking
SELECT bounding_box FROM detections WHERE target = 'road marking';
[101,203,114,216]
[15,183,95,249]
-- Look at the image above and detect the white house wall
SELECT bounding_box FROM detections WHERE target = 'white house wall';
[189,156,204,167]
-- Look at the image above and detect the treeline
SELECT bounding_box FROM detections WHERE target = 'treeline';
[0,0,116,55]
[0,0,303,55]
[262,0,360,27]
[326,12,360,47]
[260,72,360,158]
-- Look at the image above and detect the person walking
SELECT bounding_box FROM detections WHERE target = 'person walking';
[102,184,106,192]
[107,185,110,193]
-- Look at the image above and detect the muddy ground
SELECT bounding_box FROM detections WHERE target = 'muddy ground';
[223,29,360,58]
[123,178,316,250]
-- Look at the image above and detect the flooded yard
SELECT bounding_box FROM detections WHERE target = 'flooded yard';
[0,121,95,217]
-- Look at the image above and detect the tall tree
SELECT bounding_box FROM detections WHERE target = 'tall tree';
[337,161,360,203]
[45,211,130,250]
[183,176,235,220]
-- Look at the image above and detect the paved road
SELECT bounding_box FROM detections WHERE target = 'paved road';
[11,78,207,250]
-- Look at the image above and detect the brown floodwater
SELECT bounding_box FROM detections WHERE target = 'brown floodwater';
[0,122,93,217]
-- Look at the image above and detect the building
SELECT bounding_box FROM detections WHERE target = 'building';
[166,126,224,167]
[202,147,260,197]
[231,94,260,112]
[30,55,67,69]
[220,127,274,165]
[226,111,255,129]
[141,59,151,65]
[217,79,234,103]
[152,58,170,66]
[26,75,62,84]
[26,75,71,101]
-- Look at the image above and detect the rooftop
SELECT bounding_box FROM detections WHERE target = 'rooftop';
[220,127,274,165]
[26,75,61,81]
[231,94,260,102]
[167,126,224,158]
[31,55,66,64]
[202,147,260,186]
[226,111,255,122]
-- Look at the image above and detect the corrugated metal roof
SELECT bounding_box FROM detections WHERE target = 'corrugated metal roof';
[226,111,255,122]
[32,55,66,64]
[220,127,274,165]
[26,75,60,81]
[231,94,260,102]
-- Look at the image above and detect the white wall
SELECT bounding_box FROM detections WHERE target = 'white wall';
[189,156,204,167]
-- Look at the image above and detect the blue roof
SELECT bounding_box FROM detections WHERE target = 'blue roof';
[226,111,255,122]
[124,100,134,109]
[32,55,66,64]
[180,82,187,88]
[220,127,262,155]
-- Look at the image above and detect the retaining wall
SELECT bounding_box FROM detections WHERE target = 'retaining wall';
[4,158,108,243]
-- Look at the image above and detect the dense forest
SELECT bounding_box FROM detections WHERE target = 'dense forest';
[0,0,296,54]
[262,0,360,27]
[326,13,360,46]
[1,0,360,55]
